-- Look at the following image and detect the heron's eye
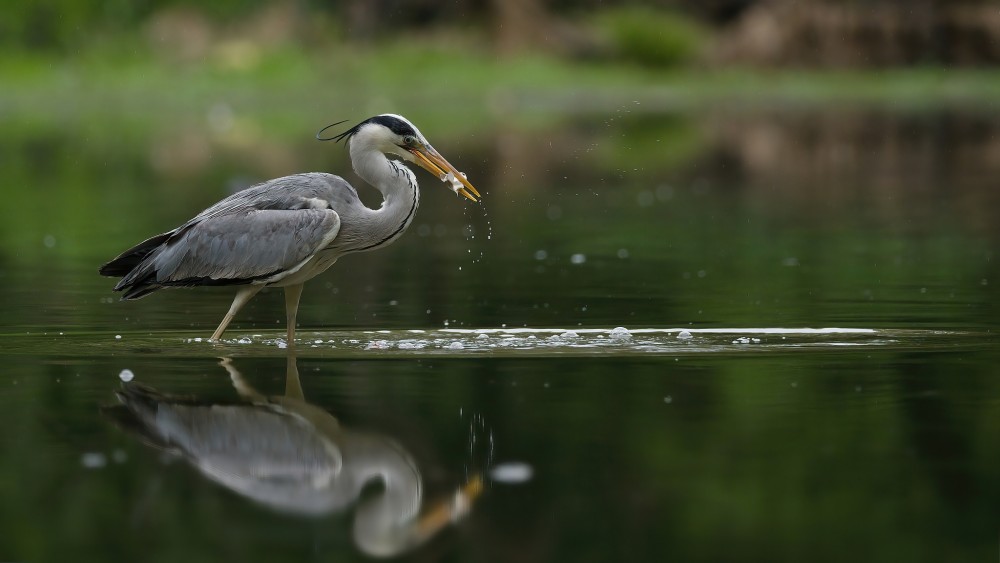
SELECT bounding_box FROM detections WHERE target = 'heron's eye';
[402,135,416,146]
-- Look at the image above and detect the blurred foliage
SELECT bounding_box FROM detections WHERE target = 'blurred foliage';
[0,0,281,52]
[591,6,709,68]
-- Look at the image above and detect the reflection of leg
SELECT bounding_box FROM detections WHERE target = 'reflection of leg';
[220,357,265,402]
[210,285,263,341]
[284,283,304,345]
[284,352,304,401]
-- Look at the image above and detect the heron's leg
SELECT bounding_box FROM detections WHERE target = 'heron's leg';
[219,357,266,402]
[284,352,304,401]
[210,285,263,341]
[283,283,304,346]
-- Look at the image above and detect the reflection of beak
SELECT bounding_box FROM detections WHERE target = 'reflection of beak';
[409,145,481,202]
[413,475,484,540]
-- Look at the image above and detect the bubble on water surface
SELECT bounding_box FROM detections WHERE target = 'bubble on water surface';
[677,330,692,340]
[570,254,587,265]
[118,369,134,382]
[609,327,631,339]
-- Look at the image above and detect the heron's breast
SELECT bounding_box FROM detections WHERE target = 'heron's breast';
[269,251,340,287]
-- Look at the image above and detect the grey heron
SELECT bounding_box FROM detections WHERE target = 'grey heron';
[104,355,483,557]
[99,114,480,343]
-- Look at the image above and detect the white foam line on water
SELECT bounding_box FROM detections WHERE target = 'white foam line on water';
[439,327,878,335]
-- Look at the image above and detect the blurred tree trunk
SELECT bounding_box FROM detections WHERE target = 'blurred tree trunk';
[712,0,1000,67]
[490,0,598,58]
[491,0,548,55]
[344,0,379,43]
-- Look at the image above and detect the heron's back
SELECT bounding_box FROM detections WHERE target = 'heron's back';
[100,173,356,299]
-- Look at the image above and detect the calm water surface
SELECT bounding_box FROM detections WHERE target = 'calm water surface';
[0,108,998,561]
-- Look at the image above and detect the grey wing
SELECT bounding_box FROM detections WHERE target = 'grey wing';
[155,403,348,514]
[114,208,340,296]
[155,208,341,284]
[108,383,346,515]
[192,173,359,222]
[107,173,354,297]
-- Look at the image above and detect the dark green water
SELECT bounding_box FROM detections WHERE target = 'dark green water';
[0,108,997,561]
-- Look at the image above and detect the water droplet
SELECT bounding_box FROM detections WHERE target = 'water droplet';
[489,461,533,484]
[118,369,134,382]
[81,452,107,469]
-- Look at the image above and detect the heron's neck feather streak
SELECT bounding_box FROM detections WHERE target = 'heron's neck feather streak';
[346,142,420,253]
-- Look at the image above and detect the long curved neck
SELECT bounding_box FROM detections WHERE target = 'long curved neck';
[346,143,420,252]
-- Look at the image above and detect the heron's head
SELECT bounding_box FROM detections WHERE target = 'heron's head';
[320,114,480,202]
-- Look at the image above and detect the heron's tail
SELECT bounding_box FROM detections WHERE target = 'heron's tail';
[101,383,174,451]
[99,231,173,299]
[102,382,209,452]
[99,232,171,276]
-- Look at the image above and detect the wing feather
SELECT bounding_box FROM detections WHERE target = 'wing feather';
[105,173,355,298]
[159,209,340,281]
[116,208,340,295]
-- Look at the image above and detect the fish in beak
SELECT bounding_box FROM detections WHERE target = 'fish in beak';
[409,144,481,202]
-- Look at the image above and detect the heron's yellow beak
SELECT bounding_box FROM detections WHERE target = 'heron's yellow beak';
[409,145,481,202]
[413,475,484,540]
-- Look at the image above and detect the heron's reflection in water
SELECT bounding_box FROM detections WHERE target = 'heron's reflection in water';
[105,355,483,558]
